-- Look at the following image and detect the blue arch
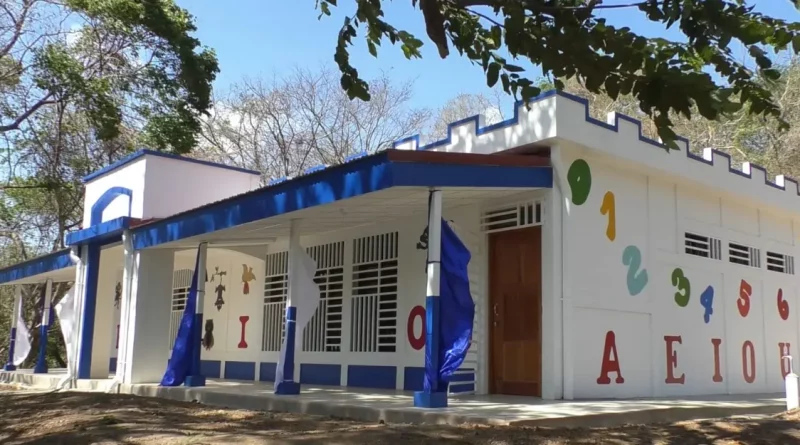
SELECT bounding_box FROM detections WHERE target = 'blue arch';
[90,186,133,226]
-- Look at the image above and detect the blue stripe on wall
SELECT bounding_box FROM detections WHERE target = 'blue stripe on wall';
[347,365,396,389]
[224,361,256,381]
[259,362,277,382]
[201,360,221,378]
[300,364,341,386]
[109,357,117,374]
[403,367,425,391]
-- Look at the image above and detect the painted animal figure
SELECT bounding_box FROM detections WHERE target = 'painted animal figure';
[202,319,215,350]
[214,284,226,310]
[241,264,256,294]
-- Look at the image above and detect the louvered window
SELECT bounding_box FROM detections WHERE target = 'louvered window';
[303,242,345,352]
[262,251,288,352]
[729,242,761,268]
[169,269,193,350]
[767,251,795,274]
[481,200,542,233]
[684,232,722,260]
[350,232,399,353]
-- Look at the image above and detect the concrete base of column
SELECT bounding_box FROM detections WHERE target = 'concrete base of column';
[3,364,16,371]
[413,391,448,408]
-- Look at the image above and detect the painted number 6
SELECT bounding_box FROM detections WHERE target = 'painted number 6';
[738,279,752,318]
[671,267,691,307]
[778,288,790,321]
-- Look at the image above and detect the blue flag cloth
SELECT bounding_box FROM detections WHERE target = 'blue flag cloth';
[425,219,475,392]
[161,252,200,386]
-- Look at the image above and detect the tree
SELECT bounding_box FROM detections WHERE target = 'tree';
[197,67,430,182]
[0,0,218,154]
[317,0,800,146]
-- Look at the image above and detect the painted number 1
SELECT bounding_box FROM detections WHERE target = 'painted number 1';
[600,191,616,242]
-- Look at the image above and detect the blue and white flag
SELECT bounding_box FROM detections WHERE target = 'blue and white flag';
[12,294,31,366]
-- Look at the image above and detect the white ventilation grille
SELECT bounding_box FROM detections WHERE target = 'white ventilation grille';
[169,269,193,350]
[729,242,761,268]
[303,241,345,352]
[684,232,722,260]
[767,251,795,274]
[481,200,542,233]
[262,251,288,352]
[350,232,399,353]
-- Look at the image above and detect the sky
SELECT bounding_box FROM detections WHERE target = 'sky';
[175,0,800,112]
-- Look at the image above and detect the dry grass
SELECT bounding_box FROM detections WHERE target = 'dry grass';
[0,385,799,444]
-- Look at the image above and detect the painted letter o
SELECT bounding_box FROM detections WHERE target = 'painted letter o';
[407,305,426,350]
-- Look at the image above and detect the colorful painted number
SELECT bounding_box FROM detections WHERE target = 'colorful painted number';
[671,268,691,307]
[701,285,714,324]
[600,191,616,241]
[622,245,648,296]
[407,305,426,350]
[778,288,790,321]
[567,159,592,205]
[238,315,249,349]
[738,279,751,318]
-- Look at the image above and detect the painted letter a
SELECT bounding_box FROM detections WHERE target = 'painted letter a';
[597,331,624,384]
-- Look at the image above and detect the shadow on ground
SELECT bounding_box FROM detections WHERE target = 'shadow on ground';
[0,387,798,444]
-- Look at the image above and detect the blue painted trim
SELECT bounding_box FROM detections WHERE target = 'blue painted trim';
[65,217,130,246]
[82,149,260,183]
[403,366,425,391]
[347,365,396,389]
[300,363,341,386]
[0,249,75,285]
[131,152,553,250]
[89,187,133,226]
[200,360,221,378]
[413,391,448,408]
[33,314,49,374]
[259,362,277,382]
[224,361,256,381]
[423,295,440,392]
[275,306,298,391]
[450,383,475,393]
[109,357,117,373]
[4,327,17,371]
[77,245,100,379]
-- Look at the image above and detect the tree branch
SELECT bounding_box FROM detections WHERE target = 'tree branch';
[0,94,56,132]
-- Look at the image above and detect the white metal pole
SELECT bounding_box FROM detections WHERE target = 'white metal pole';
[34,279,53,373]
[784,355,798,410]
[4,286,22,371]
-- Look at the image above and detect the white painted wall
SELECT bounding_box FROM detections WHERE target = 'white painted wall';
[82,158,146,227]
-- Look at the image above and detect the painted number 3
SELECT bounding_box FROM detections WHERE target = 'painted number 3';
[622,246,648,296]
[671,268,691,307]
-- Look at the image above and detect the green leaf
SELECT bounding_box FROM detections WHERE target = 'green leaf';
[487,62,500,87]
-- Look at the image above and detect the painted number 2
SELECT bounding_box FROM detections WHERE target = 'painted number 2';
[671,268,691,307]
[622,246,648,296]
[701,285,715,324]
[778,288,790,321]
[738,279,752,318]
[600,191,616,242]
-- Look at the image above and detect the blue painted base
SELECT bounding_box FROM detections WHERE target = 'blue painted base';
[33,363,48,374]
[413,391,448,408]
[275,381,301,395]
[3,364,16,371]
[184,375,206,387]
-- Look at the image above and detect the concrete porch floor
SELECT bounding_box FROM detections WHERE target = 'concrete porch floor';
[0,369,787,427]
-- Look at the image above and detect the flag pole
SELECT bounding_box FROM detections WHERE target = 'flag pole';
[4,286,22,371]
[34,279,53,374]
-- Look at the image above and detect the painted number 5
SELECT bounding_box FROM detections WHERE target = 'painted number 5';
[738,279,752,318]
[671,267,691,307]
[622,246,648,296]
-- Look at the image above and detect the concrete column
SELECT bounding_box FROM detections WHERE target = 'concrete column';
[77,244,100,379]
[4,286,22,371]
[33,280,53,374]
[414,189,446,408]
[275,220,301,395]
[185,242,208,387]
[120,248,175,384]
[88,248,119,378]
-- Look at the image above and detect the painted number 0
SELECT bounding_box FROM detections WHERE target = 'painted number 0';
[622,246,648,296]
[600,191,616,241]
[671,267,691,307]
[778,288,790,321]
[567,159,592,205]
[738,279,752,318]
[407,305,426,350]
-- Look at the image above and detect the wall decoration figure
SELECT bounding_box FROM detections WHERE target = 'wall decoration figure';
[700,285,714,323]
[738,279,752,318]
[596,331,624,384]
[202,319,214,350]
[671,268,691,307]
[115,324,120,350]
[238,316,250,348]
[241,264,256,295]
[600,191,616,241]
[407,305,426,350]
[711,338,723,382]
[567,159,592,205]
[777,288,790,321]
[210,266,227,282]
[622,245,648,296]
[214,283,226,311]
[114,282,122,309]
[780,342,792,379]
[416,226,429,250]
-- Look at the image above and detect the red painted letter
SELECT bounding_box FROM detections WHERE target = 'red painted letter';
[780,342,792,379]
[742,341,756,383]
[711,338,723,383]
[407,305,426,350]
[664,335,685,384]
[597,331,624,384]
[238,316,249,349]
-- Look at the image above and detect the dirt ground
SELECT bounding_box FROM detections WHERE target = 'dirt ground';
[0,385,799,445]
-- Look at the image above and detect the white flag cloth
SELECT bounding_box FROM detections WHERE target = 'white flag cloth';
[275,243,320,384]
[55,286,76,370]
[12,295,31,366]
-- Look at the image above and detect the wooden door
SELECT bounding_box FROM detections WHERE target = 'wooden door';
[489,226,542,397]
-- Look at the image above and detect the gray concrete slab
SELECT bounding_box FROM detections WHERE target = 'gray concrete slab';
[0,369,788,427]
